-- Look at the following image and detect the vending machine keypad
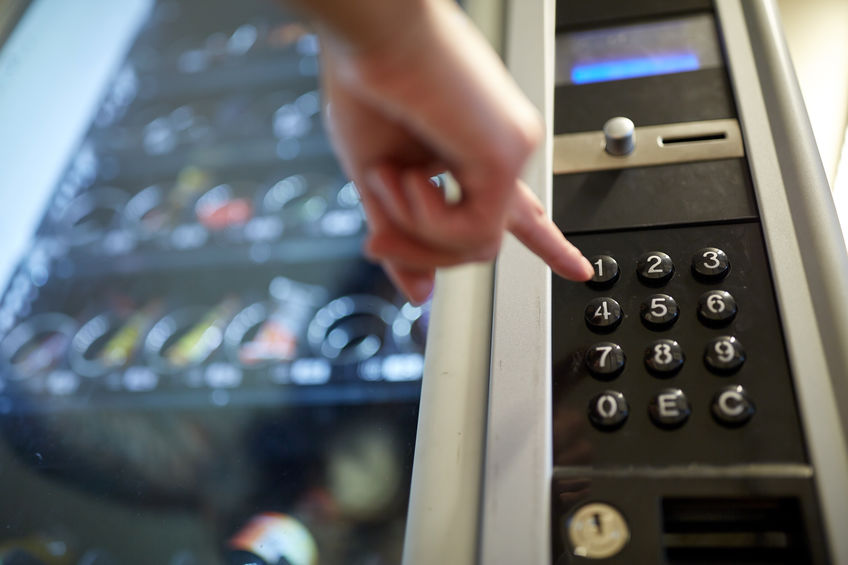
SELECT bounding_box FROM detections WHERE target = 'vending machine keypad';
[553,222,806,465]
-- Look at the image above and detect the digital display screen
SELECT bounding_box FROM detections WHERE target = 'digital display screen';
[556,13,722,86]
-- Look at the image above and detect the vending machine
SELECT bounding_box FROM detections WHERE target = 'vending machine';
[407,1,848,564]
[1,1,847,565]
[0,1,426,563]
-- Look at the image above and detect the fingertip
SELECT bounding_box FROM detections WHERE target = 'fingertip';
[408,277,435,305]
[382,261,435,305]
[576,255,594,281]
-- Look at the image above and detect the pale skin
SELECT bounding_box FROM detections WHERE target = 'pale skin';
[292,0,594,303]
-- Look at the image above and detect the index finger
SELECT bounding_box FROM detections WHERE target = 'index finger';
[507,180,594,282]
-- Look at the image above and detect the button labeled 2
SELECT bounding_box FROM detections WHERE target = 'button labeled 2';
[637,251,674,285]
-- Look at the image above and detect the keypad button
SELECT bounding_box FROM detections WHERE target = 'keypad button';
[585,297,622,332]
[637,251,674,285]
[648,388,691,429]
[644,339,685,376]
[692,247,730,281]
[640,294,679,329]
[589,390,629,430]
[704,336,746,374]
[697,290,737,326]
[587,255,620,288]
[585,342,625,379]
[712,385,755,426]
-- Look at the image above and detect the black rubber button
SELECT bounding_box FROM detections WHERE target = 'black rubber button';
[589,390,629,430]
[697,290,737,326]
[587,255,620,288]
[585,342,625,379]
[640,294,679,330]
[585,297,622,332]
[704,336,746,374]
[637,251,674,285]
[712,385,755,426]
[644,339,685,376]
[692,247,730,281]
[648,388,690,429]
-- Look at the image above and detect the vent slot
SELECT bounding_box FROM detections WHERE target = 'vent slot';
[660,132,727,145]
[662,498,809,564]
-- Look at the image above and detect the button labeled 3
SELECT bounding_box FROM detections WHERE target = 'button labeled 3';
[692,247,730,281]
[567,502,630,559]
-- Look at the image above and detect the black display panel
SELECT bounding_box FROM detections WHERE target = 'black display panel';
[0,1,424,564]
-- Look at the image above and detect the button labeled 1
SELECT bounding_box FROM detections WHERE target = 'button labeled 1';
[588,255,619,288]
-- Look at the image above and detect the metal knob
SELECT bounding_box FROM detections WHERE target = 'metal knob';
[603,117,635,156]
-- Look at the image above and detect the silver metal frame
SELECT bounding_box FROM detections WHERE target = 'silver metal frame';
[472,0,848,563]
[401,1,505,563]
[553,118,744,174]
[716,1,848,562]
[479,1,554,563]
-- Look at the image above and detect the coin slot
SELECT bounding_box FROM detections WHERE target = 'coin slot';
[659,132,727,145]
[662,497,809,564]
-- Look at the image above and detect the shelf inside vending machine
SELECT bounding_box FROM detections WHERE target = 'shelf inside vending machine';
[0,1,426,563]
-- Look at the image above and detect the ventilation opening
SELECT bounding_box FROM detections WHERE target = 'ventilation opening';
[659,132,727,145]
[662,498,810,564]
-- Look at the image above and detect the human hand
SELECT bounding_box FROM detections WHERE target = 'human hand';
[309,0,594,303]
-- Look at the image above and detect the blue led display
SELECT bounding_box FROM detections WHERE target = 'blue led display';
[571,53,701,85]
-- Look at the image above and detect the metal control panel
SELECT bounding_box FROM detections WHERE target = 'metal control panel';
[476,1,848,564]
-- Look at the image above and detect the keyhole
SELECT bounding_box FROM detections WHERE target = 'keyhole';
[593,513,603,534]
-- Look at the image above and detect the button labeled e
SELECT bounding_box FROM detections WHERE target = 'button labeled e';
[649,388,690,428]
